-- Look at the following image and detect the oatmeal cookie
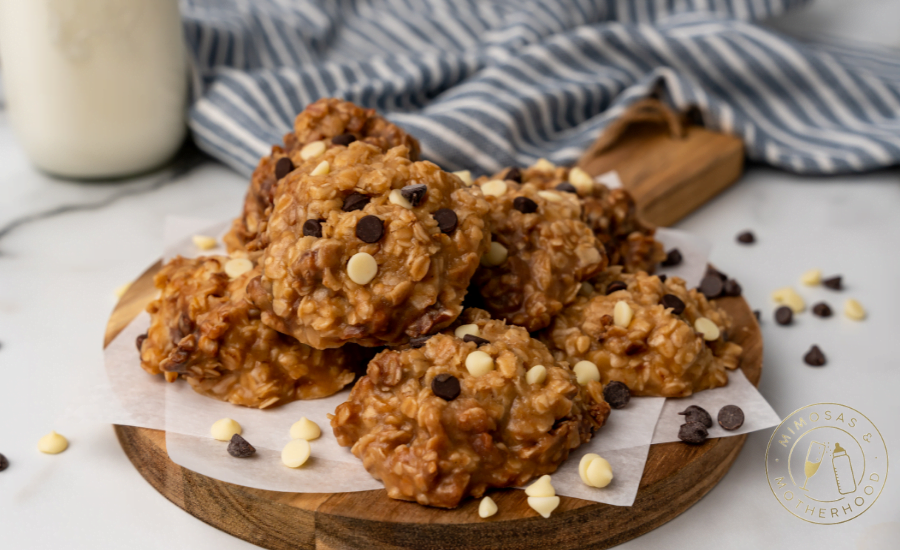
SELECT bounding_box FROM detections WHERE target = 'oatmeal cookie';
[224,98,421,254]
[470,180,607,332]
[332,309,611,508]
[139,256,367,408]
[540,269,742,397]
[247,142,491,349]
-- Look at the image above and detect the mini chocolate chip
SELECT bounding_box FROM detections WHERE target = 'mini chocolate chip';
[678,422,708,444]
[661,294,686,315]
[603,381,631,409]
[332,133,356,146]
[0,453,9,472]
[717,405,744,430]
[556,182,578,194]
[433,208,458,234]
[723,279,742,297]
[679,405,713,428]
[136,333,147,352]
[432,373,461,401]
[303,219,323,238]
[400,184,427,207]
[409,335,432,349]
[342,192,370,212]
[463,334,490,346]
[699,274,724,299]
[754,310,761,321]
[355,215,384,243]
[513,196,538,214]
[606,281,627,295]
[227,434,256,458]
[775,306,793,326]
[274,157,294,179]
[804,345,826,366]
[658,274,667,283]
[625,342,646,356]
[812,302,832,317]
[504,166,522,182]
[736,231,755,244]
[823,276,843,290]
[661,248,682,267]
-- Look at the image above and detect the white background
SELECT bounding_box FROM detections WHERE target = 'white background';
[1,1,898,548]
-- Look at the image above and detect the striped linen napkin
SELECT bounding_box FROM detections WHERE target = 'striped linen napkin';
[181,0,900,176]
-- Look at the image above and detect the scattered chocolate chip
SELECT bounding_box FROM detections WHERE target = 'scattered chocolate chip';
[736,231,755,244]
[302,219,323,238]
[332,133,356,146]
[136,333,147,352]
[812,302,832,318]
[504,166,522,182]
[513,196,539,214]
[463,334,490,346]
[227,434,256,458]
[661,294,686,315]
[823,276,843,290]
[603,381,631,409]
[753,310,761,321]
[556,182,578,194]
[400,184,428,207]
[699,274,724,299]
[679,405,713,428]
[658,274,667,283]
[409,335,432,349]
[431,373,461,401]
[723,279,742,297]
[355,215,384,243]
[0,453,8,472]
[606,281,627,295]
[342,192,370,212]
[661,248,682,267]
[678,422,709,444]
[625,342,646,356]
[433,208,458,234]
[717,405,744,430]
[804,345,826,367]
[274,157,294,179]
[775,306,793,326]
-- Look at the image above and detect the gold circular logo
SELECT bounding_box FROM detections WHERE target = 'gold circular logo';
[766,403,888,524]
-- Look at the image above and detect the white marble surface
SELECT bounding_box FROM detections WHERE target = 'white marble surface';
[2,3,900,548]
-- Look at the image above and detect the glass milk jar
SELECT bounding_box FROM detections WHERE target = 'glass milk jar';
[0,0,188,178]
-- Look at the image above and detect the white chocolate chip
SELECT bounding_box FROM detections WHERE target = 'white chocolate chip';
[525,365,547,385]
[192,234,217,251]
[800,268,822,286]
[613,300,633,328]
[531,158,556,172]
[289,417,321,441]
[480,179,508,197]
[113,282,131,298]
[389,189,413,209]
[527,496,560,518]
[480,242,508,267]
[224,258,253,279]
[568,167,594,194]
[771,287,806,313]
[454,324,480,339]
[525,475,556,497]
[37,431,68,454]
[347,252,378,285]
[478,496,498,518]
[281,439,311,468]
[536,190,562,203]
[844,298,866,320]
[300,140,326,160]
[452,170,473,186]
[578,453,600,485]
[465,350,494,377]
[210,418,242,441]
[584,455,613,488]
[310,160,330,176]
[573,360,600,385]
[578,282,593,297]
[694,317,721,341]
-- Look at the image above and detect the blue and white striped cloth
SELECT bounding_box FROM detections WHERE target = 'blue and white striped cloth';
[181,0,900,177]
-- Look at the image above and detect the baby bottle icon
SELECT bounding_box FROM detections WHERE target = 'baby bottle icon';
[832,442,857,495]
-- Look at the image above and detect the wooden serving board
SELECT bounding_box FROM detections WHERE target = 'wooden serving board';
[108,263,762,550]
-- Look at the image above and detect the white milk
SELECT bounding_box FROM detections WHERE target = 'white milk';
[0,0,188,178]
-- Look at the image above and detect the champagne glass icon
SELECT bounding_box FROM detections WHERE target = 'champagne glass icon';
[801,441,826,491]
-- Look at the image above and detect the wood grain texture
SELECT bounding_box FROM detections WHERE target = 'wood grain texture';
[108,262,762,550]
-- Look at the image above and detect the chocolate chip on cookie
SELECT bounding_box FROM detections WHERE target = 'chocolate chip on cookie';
[275,157,294,179]
[227,434,256,458]
[355,215,384,243]
[775,306,793,326]
[342,192,370,212]
[679,405,712,428]
[661,294,686,315]
[661,248,683,267]
[136,333,147,352]
[804,345,826,367]
[332,133,357,146]
[463,334,490,346]
[812,302,832,317]
[606,281,627,295]
[658,274,667,283]
[555,182,578,194]
[431,373,461,401]
[699,274,724,299]
[504,166,522,183]
[717,405,744,430]
[433,208,458,234]
[409,335,432,349]
[723,279,742,297]
[678,422,709,444]
[513,196,539,214]
[400,184,428,207]
[302,219,324,238]
[602,381,631,409]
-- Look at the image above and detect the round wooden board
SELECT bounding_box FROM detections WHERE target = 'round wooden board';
[108,261,763,550]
